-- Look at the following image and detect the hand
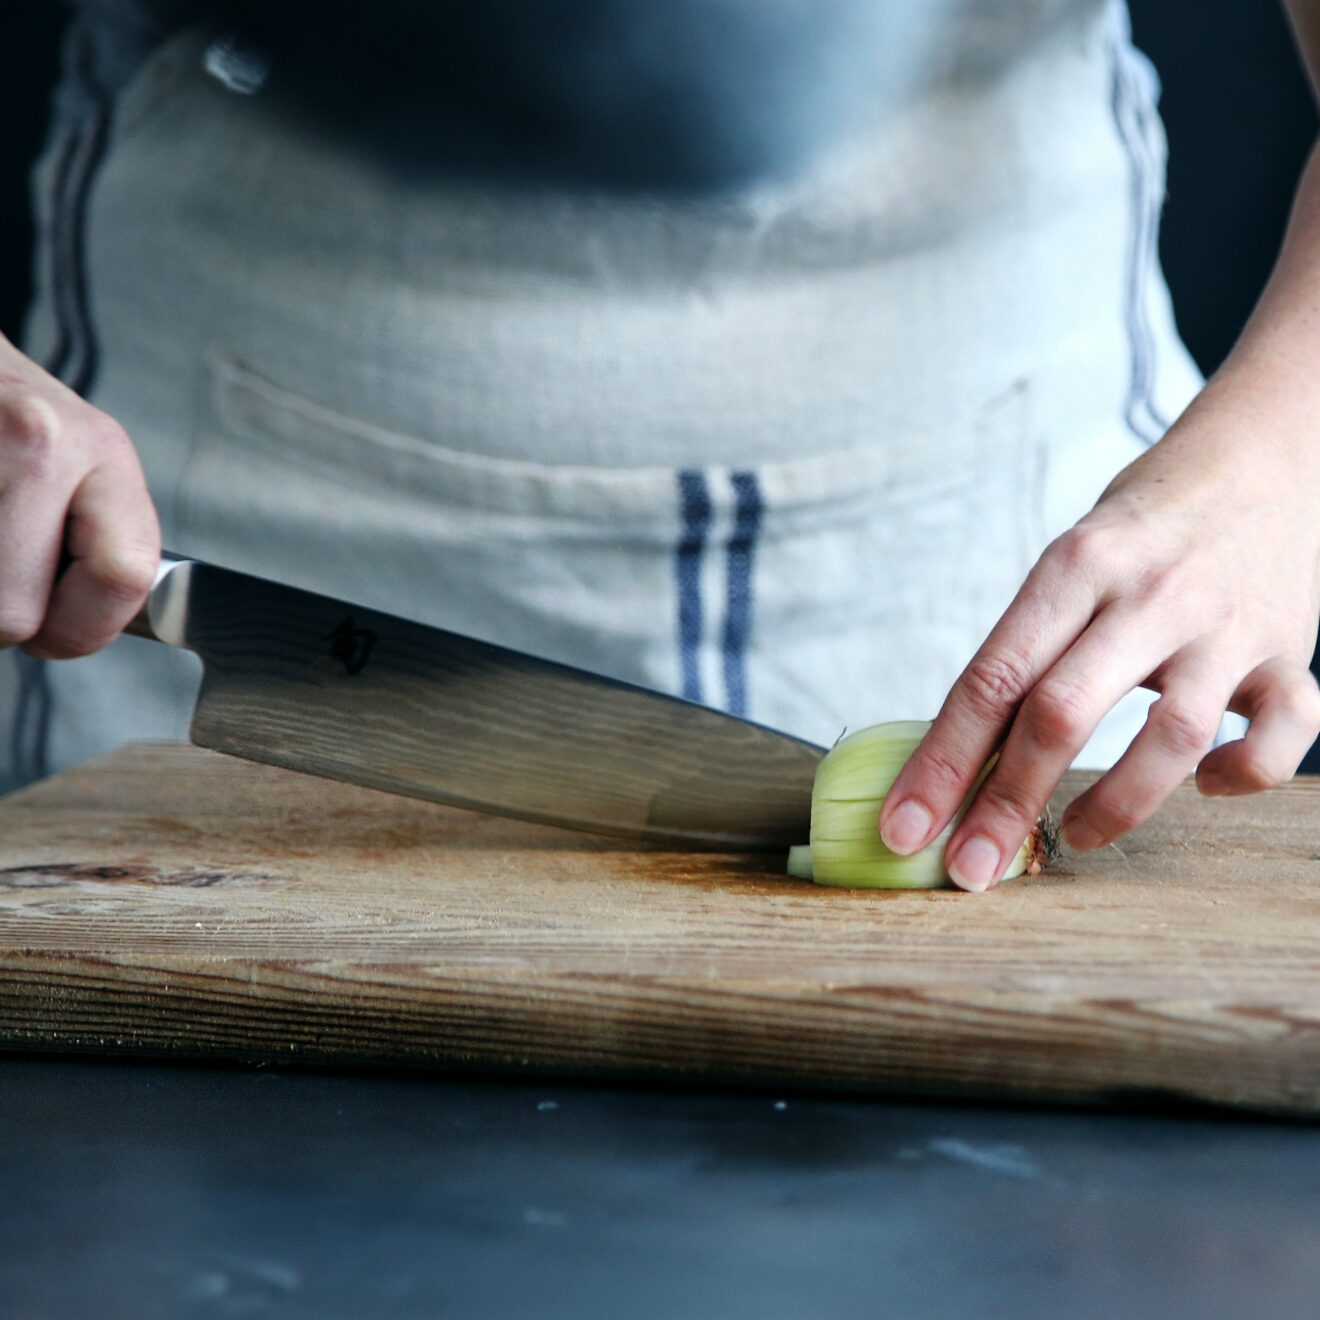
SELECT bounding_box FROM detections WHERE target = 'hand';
[877,367,1320,891]
[0,332,160,658]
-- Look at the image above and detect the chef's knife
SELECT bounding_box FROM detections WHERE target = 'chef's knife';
[125,555,823,848]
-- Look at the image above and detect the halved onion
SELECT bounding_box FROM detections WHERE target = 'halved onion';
[789,721,1054,890]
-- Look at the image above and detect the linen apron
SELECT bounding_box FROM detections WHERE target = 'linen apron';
[3,0,1218,792]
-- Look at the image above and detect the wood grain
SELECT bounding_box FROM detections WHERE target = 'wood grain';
[2,743,1320,1114]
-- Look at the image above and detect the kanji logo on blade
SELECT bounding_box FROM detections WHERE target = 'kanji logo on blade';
[324,615,377,677]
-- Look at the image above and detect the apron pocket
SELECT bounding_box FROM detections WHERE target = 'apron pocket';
[180,355,712,695]
[180,357,1044,740]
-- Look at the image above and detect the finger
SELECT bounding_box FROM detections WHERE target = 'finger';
[1196,658,1320,796]
[0,398,70,645]
[24,461,160,659]
[1059,648,1233,852]
[943,604,1182,891]
[879,542,1101,856]
[0,487,65,646]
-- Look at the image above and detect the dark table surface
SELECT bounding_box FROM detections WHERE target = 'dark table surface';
[1,1057,1317,1320]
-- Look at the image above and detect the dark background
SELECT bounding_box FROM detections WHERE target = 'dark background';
[2,1,1319,766]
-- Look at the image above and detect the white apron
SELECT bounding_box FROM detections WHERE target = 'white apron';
[3,0,1209,790]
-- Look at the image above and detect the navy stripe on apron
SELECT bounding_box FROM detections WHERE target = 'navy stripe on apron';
[1108,18,1171,449]
[675,469,712,703]
[722,471,762,718]
[8,21,114,789]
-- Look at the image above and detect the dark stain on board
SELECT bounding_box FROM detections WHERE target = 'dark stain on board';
[0,863,282,890]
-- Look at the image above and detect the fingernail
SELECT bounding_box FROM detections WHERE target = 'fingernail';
[880,799,933,855]
[1063,816,1104,851]
[947,835,1001,893]
[1198,770,1225,797]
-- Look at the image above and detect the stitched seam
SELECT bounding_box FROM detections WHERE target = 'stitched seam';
[1108,7,1170,449]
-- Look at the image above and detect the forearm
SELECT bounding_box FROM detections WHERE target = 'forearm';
[1103,135,1320,509]
[1285,0,1320,97]
[1219,3,1320,411]
[1223,142,1320,393]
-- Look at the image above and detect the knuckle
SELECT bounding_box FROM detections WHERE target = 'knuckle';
[1231,755,1288,793]
[86,552,157,605]
[1,394,62,476]
[960,652,1034,720]
[29,631,100,661]
[87,411,132,456]
[1048,525,1103,574]
[1091,793,1144,837]
[1285,678,1320,735]
[1149,697,1218,757]
[915,742,975,798]
[1133,562,1185,608]
[1024,677,1093,745]
[0,606,44,646]
[974,774,1039,829]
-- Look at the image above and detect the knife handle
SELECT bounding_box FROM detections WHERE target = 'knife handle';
[123,605,157,641]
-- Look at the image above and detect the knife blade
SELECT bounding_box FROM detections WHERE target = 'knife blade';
[125,555,823,848]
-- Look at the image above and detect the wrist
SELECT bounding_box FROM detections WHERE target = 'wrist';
[1149,355,1320,489]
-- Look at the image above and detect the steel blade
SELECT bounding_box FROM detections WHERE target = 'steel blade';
[146,560,822,848]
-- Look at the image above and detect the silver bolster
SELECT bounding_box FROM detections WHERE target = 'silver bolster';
[124,553,195,648]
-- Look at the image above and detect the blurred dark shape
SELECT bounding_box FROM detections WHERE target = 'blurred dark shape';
[210,0,908,191]
[1130,2,1316,374]
[0,2,65,342]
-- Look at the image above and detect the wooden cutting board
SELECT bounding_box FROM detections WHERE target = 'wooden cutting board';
[2,742,1320,1115]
